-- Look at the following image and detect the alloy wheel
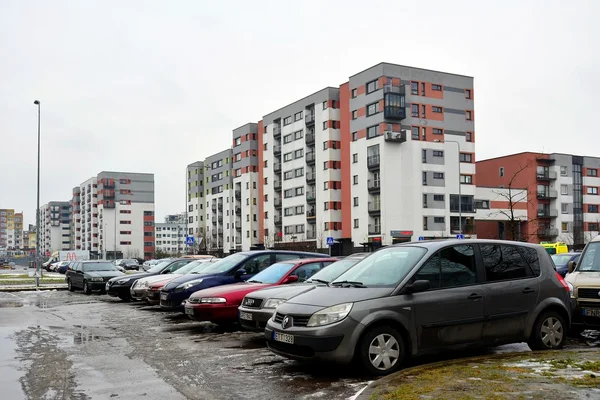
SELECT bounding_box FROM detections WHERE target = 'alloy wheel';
[541,316,564,348]
[368,333,400,371]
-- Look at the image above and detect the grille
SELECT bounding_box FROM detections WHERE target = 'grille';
[578,288,600,300]
[242,297,263,309]
[274,313,310,327]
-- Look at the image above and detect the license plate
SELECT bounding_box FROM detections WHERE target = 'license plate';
[273,331,294,344]
[582,308,600,317]
[185,307,194,316]
[161,293,168,301]
[240,312,253,321]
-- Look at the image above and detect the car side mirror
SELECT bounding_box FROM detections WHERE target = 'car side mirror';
[568,261,577,274]
[284,275,299,284]
[234,269,247,279]
[403,280,431,294]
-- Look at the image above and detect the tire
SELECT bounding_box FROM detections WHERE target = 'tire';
[357,325,406,376]
[527,311,567,351]
[67,279,74,292]
[83,280,91,295]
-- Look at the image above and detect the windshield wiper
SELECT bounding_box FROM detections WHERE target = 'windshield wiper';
[330,280,366,288]
[307,278,329,285]
[247,280,262,283]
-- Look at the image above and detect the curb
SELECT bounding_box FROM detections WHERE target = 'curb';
[0,285,68,292]
[356,348,599,399]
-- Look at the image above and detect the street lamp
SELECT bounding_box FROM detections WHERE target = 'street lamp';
[33,100,41,288]
[434,139,462,235]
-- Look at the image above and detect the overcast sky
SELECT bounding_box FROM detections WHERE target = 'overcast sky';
[1,0,598,226]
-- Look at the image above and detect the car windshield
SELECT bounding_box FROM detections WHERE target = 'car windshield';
[174,260,207,275]
[331,246,427,287]
[247,262,295,284]
[196,253,248,274]
[307,259,361,283]
[551,254,575,266]
[147,260,173,273]
[82,262,118,272]
[190,260,219,274]
[576,243,600,272]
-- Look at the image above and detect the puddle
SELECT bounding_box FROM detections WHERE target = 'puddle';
[0,299,24,308]
[0,327,26,400]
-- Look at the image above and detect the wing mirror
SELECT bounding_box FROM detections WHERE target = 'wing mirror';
[568,261,577,274]
[234,269,247,280]
[284,275,299,284]
[402,280,431,294]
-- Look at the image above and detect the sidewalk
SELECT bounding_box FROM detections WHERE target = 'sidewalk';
[360,349,600,400]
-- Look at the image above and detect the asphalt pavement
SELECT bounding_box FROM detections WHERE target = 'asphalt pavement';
[1,291,599,400]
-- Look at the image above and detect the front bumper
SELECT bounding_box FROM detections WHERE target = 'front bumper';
[264,317,357,363]
[570,298,600,329]
[146,289,161,304]
[106,282,133,298]
[159,291,188,310]
[184,303,238,322]
[238,306,276,332]
[130,287,148,300]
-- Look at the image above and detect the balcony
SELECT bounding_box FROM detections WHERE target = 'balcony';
[218,203,223,211]
[538,228,559,238]
[273,125,281,138]
[305,112,315,126]
[537,171,557,181]
[384,84,406,95]
[368,202,381,215]
[306,191,316,203]
[306,210,316,223]
[306,172,315,183]
[537,209,559,218]
[235,190,241,200]
[235,224,242,231]
[212,204,217,212]
[368,179,380,193]
[368,224,381,235]
[306,230,316,240]
[274,180,282,191]
[274,197,282,208]
[218,228,223,235]
[274,162,282,173]
[384,130,406,143]
[306,152,316,165]
[235,237,242,245]
[367,155,380,170]
[305,132,315,144]
[537,190,558,200]
[273,144,281,155]
[274,215,282,226]
[218,216,223,223]
[235,207,241,216]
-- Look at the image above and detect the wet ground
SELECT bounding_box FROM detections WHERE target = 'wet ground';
[1,291,599,400]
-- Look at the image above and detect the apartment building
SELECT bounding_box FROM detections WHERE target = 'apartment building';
[204,150,234,254]
[39,202,71,255]
[73,171,155,259]
[475,152,600,248]
[0,209,25,250]
[155,214,187,255]
[186,161,205,241]
[23,226,37,251]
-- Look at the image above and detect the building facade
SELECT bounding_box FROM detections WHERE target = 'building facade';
[186,62,477,255]
[73,171,155,259]
[0,209,25,250]
[475,152,600,248]
[39,202,71,255]
[186,161,205,243]
[155,214,187,255]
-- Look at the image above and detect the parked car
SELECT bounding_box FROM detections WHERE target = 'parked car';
[105,258,189,301]
[238,254,369,331]
[56,261,71,274]
[185,258,339,325]
[116,259,140,271]
[146,259,221,304]
[160,251,330,310]
[564,235,600,335]
[265,240,572,376]
[142,259,160,271]
[66,260,125,294]
[131,258,219,301]
[551,252,581,277]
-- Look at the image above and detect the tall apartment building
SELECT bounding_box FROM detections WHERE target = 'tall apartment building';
[205,149,234,254]
[0,209,24,250]
[476,152,600,248]
[186,161,205,241]
[39,202,71,255]
[155,214,187,255]
[23,225,37,251]
[187,62,476,255]
[73,171,155,259]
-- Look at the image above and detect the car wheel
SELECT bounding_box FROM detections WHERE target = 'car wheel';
[83,280,91,295]
[527,311,566,351]
[357,326,406,376]
[67,279,74,292]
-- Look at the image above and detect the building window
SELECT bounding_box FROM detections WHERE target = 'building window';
[367,125,378,139]
[422,149,427,163]
[352,154,358,163]
[283,116,292,126]
[432,128,443,135]
[411,81,418,95]
[283,152,293,162]
[465,89,472,99]
[561,203,569,214]
[433,217,445,224]
[433,150,444,157]
[589,205,599,213]
[235,137,241,146]
[353,219,359,228]
[432,106,443,113]
[590,223,599,232]
[423,217,428,230]
[432,84,442,91]
[433,194,444,202]
[459,153,473,163]
[475,200,489,209]
[294,111,303,121]
[351,131,358,141]
[560,166,568,176]
[587,187,599,195]
[366,80,378,94]
[283,134,293,144]
[433,172,444,179]
[422,172,427,185]
[353,175,358,185]
[294,130,303,140]
[499,167,504,177]
[466,111,472,120]
[294,149,304,159]
[466,132,473,142]
[411,126,419,140]
[366,102,380,116]
[460,175,473,184]
[264,160,268,168]
[588,169,598,177]
[322,101,327,110]
[561,185,568,195]
[422,193,428,208]
[411,104,419,117]
[322,121,327,130]
[421,104,426,118]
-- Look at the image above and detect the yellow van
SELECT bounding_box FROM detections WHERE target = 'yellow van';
[541,242,569,255]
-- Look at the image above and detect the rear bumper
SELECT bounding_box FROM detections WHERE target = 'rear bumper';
[88,281,108,291]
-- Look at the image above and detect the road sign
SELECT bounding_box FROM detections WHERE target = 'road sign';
[326,237,335,246]
[456,234,465,240]
[418,236,425,241]
[185,236,195,246]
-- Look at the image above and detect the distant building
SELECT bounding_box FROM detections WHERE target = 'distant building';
[39,202,71,255]
[155,214,187,255]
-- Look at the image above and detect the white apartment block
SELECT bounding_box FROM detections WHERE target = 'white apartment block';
[39,202,71,255]
[155,220,186,255]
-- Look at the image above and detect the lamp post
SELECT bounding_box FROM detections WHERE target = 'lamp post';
[33,100,41,288]
[435,139,462,236]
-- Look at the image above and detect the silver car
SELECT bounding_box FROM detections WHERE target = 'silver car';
[265,240,571,375]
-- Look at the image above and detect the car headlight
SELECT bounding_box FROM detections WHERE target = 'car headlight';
[307,303,353,327]
[566,281,574,297]
[263,298,285,309]
[116,278,130,285]
[199,297,226,304]
[90,277,104,282]
[175,279,204,292]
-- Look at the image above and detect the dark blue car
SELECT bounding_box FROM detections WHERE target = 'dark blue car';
[159,250,328,310]
[551,252,581,277]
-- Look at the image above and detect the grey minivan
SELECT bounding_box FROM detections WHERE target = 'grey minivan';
[265,240,571,375]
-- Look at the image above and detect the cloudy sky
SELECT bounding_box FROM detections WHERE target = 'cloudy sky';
[1,0,597,226]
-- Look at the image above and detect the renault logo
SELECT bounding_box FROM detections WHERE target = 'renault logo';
[281,315,293,329]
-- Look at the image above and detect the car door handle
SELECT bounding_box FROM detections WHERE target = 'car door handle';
[522,288,535,294]
[467,293,482,300]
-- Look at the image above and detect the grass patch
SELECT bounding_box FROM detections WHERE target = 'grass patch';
[0,279,66,285]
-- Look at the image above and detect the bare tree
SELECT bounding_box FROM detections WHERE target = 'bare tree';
[315,227,327,252]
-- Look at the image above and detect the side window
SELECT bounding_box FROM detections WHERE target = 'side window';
[291,263,323,282]
[480,244,531,282]
[275,253,301,262]
[519,247,541,276]
[168,261,188,273]
[411,245,477,289]
[411,255,441,289]
[73,263,80,271]
[240,254,272,274]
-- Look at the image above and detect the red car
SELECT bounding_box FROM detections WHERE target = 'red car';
[184,257,338,325]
